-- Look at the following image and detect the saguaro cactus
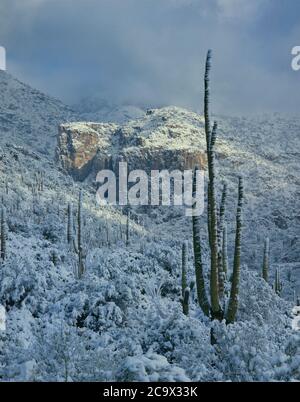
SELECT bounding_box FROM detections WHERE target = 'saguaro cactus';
[192,50,244,326]
[204,49,222,319]
[207,123,218,250]
[182,288,190,316]
[181,241,190,315]
[77,192,82,253]
[192,167,210,317]
[67,203,73,245]
[218,184,227,229]
[218,183,227,299]
[205,50,212,250]
[73,191,86,278]
[222,224,228,275]
[126,210,130,246]
[181,241,188,297]
[207,183,212,250]
[51,250,58,266]
[226,177,244,324]
[208,123,223,320]
[262,237,270,283]
[204,49,212,155]
[1,208,7,261]
[274,267,282,296]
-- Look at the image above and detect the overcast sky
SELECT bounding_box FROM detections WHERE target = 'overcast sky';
[0,0,300,114]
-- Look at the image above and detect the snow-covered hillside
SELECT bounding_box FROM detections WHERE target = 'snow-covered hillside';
[0,71,77,157]
[0,71,144,158]
[0,73,299,381]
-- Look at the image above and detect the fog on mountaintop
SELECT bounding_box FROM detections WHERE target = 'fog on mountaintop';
[1,0,300,115]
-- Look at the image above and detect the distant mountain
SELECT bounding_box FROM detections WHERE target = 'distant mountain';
[73,95,145,123]
[0,72,145,158]
[0,70,77,157]
[78,105,145,124]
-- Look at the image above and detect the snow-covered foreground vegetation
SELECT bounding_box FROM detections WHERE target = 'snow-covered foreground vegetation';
[0,148,298,382]
[0,168,298,380]
[0,62,299,381]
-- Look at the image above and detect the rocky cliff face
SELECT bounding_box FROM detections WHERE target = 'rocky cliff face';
[57,107,208,180]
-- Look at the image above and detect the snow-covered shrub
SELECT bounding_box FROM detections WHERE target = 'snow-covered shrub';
[116,352,190,382]
[212,319,299,381]
[210,269,297,381]
[0,256,47,311]
[274,334,300,381]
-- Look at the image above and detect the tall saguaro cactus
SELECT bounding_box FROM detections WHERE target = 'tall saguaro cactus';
[1,208,6,261]
[222,224,228,275]
[204,49,222,320]
[205,51,212,250]
[126,210,130,246]
[67,203,73,245]
[226,177,244,324]
[192,167,210,317]
[208,123,222,319]
[181,241,188,297]
[181,242,190,316]
[204,49,212,156]
[182,288,190,316]
[73,191,86,278]
[262,238,270,283]
[191,50,244,326]
[77,191,82,255]
[274,267,282,296]
[218,184,227,299]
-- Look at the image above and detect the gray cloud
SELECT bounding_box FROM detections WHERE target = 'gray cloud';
[1,0,300,114]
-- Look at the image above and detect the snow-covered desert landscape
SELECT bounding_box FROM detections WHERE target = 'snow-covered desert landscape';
[0,0,299,383]
[0,59,299,381]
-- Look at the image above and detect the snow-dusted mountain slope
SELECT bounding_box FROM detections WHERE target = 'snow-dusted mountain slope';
[0,71,77,157]
[0,72,145,158]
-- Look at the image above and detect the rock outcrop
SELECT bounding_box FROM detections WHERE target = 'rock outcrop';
[57,107,208,180]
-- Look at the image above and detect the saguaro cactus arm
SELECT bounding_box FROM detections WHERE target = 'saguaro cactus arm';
[218,183,227,299]
[226,177,244,324]
[204,49,212,155]
[126,210,130,246]
[73,191,85,279]
[182,288,190,316]
[192,167,210,316]
[77,191,82,254]
[181,241,188,297]
[274,267,282,295]
[262,237,270,283]
[67,203,73,245]
[209,123,223,320]
[222,224,228,275]
[1,208,7,261]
